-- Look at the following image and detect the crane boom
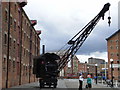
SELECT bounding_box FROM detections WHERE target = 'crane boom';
[58,3,111,71]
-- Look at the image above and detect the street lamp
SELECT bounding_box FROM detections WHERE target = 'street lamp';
[110,59,114,87]
[95,64,98,84]
[87,67,89,75]
[117,61,120,81]
[104,62,107,80]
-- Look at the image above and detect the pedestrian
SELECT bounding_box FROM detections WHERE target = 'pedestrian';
[79,74,84,90]
[87,74,92,89]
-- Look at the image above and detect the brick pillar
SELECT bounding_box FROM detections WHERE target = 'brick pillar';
[0,1,2,89]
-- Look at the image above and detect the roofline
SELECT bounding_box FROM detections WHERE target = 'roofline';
[106,29,120,41]
[17,4,41,40]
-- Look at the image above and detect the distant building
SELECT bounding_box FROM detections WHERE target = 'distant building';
[99,62,108,78]
[0,1,41,88]
[62,55,79,78]
[78,62,86,74]
[106,30,120,80]
[78,61,98,78]
[71,55,79,77]
[64,65,72,78]
[88,57,105,65]
[88,57,108,78]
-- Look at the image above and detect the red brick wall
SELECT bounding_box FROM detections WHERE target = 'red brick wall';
[1,2,40,88]
[0,2,2,88]
[107,31,120,80]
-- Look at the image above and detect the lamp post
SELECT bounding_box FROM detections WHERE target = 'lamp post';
[95,64,98,84]
[104,62,107,80]
[87,67,89,75]
[117,61,120,82]
[110,59,113,87]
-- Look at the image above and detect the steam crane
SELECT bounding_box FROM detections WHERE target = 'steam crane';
[58,3,111,71]
[33,3,111,88]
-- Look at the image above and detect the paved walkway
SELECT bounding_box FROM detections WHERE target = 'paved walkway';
[63,79,110,88]
[9,79,120,89]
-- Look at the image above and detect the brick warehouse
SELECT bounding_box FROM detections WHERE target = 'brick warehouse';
[106,30,120,81]
[0,1,41,88]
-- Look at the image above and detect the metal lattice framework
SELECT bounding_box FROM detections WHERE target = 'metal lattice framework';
[58,3,111,71]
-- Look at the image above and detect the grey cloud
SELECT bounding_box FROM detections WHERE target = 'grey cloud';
[24,0,119,55]
[39,17,118,54]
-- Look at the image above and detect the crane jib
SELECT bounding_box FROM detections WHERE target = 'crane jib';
[58,3,111,71]
[32,3,111,88]
[98,3,110,20]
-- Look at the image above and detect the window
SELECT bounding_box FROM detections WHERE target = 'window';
[26,35,28,42]
[24,33,26,40]
[117,53,119,56]
[17,44,20,58]
[24,19,26,25]
[5,10,8,22]
[110,46,113,49]
[27,23,29,30]
[9,37,12,46]
[35,46,36,55]
[23,65,25,76]
[37,48,39,55]
[15,4,17,12]
[18,27,20,39]
[13,61,15,72]
[22,46,24,56]
[110,40,113,43]
[116,46,119,49]
[3,58,6,71]
[14,21,16,31]
[18,9,20,22]
[24,48,26,56]
[4,34,7,44]
[14,40,16,49]
[26,66,27,76]
[8,59,11,71]
[110,53,114,57]
[17,62,20,75]
[10,16,13,25]
[116,40,119,44]
[27,51,29,57]
[26,50,28,57]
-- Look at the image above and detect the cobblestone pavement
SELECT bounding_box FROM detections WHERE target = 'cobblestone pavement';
[10,79,120,90]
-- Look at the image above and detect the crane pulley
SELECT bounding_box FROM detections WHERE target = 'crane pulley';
[57,3,111,71]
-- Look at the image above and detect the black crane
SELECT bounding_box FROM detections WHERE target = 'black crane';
[33,3,111,88]
[58,3,111,71]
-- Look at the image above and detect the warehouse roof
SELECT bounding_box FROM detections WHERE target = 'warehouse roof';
[106,29,120,40]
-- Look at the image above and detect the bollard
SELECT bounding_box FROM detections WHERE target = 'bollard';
[115,80,118,87]
[102,79,103,84]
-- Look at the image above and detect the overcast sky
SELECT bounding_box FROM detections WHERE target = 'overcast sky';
[24,0,119,62]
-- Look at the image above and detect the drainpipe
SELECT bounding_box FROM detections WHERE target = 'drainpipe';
[6,1,10,88]
[29,20,37,83]
[19,1,27,84]
[19,7,23,85]
[29,27,32,83]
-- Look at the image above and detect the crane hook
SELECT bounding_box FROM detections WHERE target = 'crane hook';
[108,16,111,26]
[108,10,111,26]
